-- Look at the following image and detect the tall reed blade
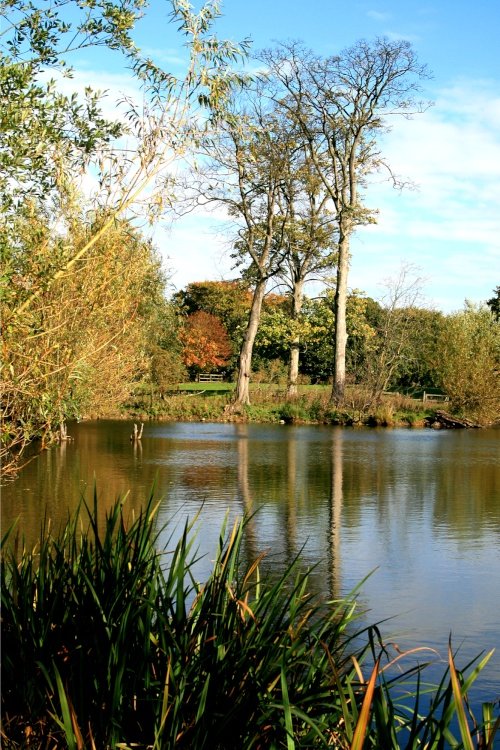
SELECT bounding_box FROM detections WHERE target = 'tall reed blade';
[350,658,380,750]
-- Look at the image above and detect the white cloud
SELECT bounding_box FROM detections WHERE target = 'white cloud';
[40,67,143,126]
[367,10,392,22]
[141,47,187,67]
[153,218,236,292]
[160,77,500,310]
[340,77,500,309]
[43,67,142,100]
[384,30,421,43]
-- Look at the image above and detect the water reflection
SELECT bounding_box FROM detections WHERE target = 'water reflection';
[2,421,499,707]
[329,430,343,602]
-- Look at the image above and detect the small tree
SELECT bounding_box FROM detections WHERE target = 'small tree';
[174,280,251,371]
[361,264,430,404]
[180,311,232,377]
[151,348,188,394]
[437,303,500,424]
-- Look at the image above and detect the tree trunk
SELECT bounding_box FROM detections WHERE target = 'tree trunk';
[287,279,305,398]
[287,345,300,398]
[233,278,267,407]
[331,231,350,405]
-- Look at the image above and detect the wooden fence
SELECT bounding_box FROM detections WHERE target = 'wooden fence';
[422,392,449,403]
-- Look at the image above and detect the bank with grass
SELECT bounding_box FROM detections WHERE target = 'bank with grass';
[124,382,454,429]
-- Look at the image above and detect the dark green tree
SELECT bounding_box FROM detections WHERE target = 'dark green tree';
[486,286,500,321]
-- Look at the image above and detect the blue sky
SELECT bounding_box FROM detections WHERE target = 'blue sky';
[73,0,500,311]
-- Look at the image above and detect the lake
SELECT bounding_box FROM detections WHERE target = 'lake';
[2,420,500,713]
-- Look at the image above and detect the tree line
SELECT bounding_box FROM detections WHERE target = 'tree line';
[2,0,499,475]
[155,278,499,418]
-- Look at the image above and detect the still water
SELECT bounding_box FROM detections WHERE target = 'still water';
[2,420,500,710]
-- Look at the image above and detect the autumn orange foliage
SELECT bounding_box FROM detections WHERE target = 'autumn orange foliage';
[180,311,232,371]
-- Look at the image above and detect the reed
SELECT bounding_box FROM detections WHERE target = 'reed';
[1,492,498,748]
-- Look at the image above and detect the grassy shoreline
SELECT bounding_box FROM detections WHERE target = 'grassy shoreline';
[121,383,437,429]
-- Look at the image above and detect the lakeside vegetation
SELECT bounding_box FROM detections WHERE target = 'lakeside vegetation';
[2,492,498,749]
[125,383,435,428]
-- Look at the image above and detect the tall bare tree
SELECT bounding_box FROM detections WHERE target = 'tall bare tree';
[195,95,296,407]
[261,39,430,403]
[275,144,337,396]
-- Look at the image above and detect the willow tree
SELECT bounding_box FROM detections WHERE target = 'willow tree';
[261,39,430,404]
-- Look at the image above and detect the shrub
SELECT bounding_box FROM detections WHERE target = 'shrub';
[278,400,309,424]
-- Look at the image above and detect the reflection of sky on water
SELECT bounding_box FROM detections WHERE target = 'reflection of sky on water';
[2,421,499,710]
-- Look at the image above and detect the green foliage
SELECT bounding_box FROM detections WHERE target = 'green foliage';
[298,296,335,382]
[252,357,289,385]
[1,0,142,67]
[0,0,143,213]
[174,280,251,340]
[298,292,377,384]
[437,302,500,424]
[254,306,296,361]
[390,308,445,391]
[151,346,188,393]
[2,492,497,748]
[360,305,445,401]
[278,399,310,424]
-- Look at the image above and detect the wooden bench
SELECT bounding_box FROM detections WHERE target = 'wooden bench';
[197,373,224,382]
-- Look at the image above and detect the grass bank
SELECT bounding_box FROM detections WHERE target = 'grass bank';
[2,492,498,749]
[125,383,434,427]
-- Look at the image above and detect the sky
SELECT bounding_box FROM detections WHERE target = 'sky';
[71,0,500,312]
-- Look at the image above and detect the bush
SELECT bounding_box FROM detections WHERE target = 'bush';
[437,304,500,424]
[252,359,288,386]
[279,400,309,424]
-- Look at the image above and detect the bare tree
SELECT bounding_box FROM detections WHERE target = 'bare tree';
[363,263,428,404]
[195,94,295,407]
[261,39,430,404]
[275,145,337,397]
